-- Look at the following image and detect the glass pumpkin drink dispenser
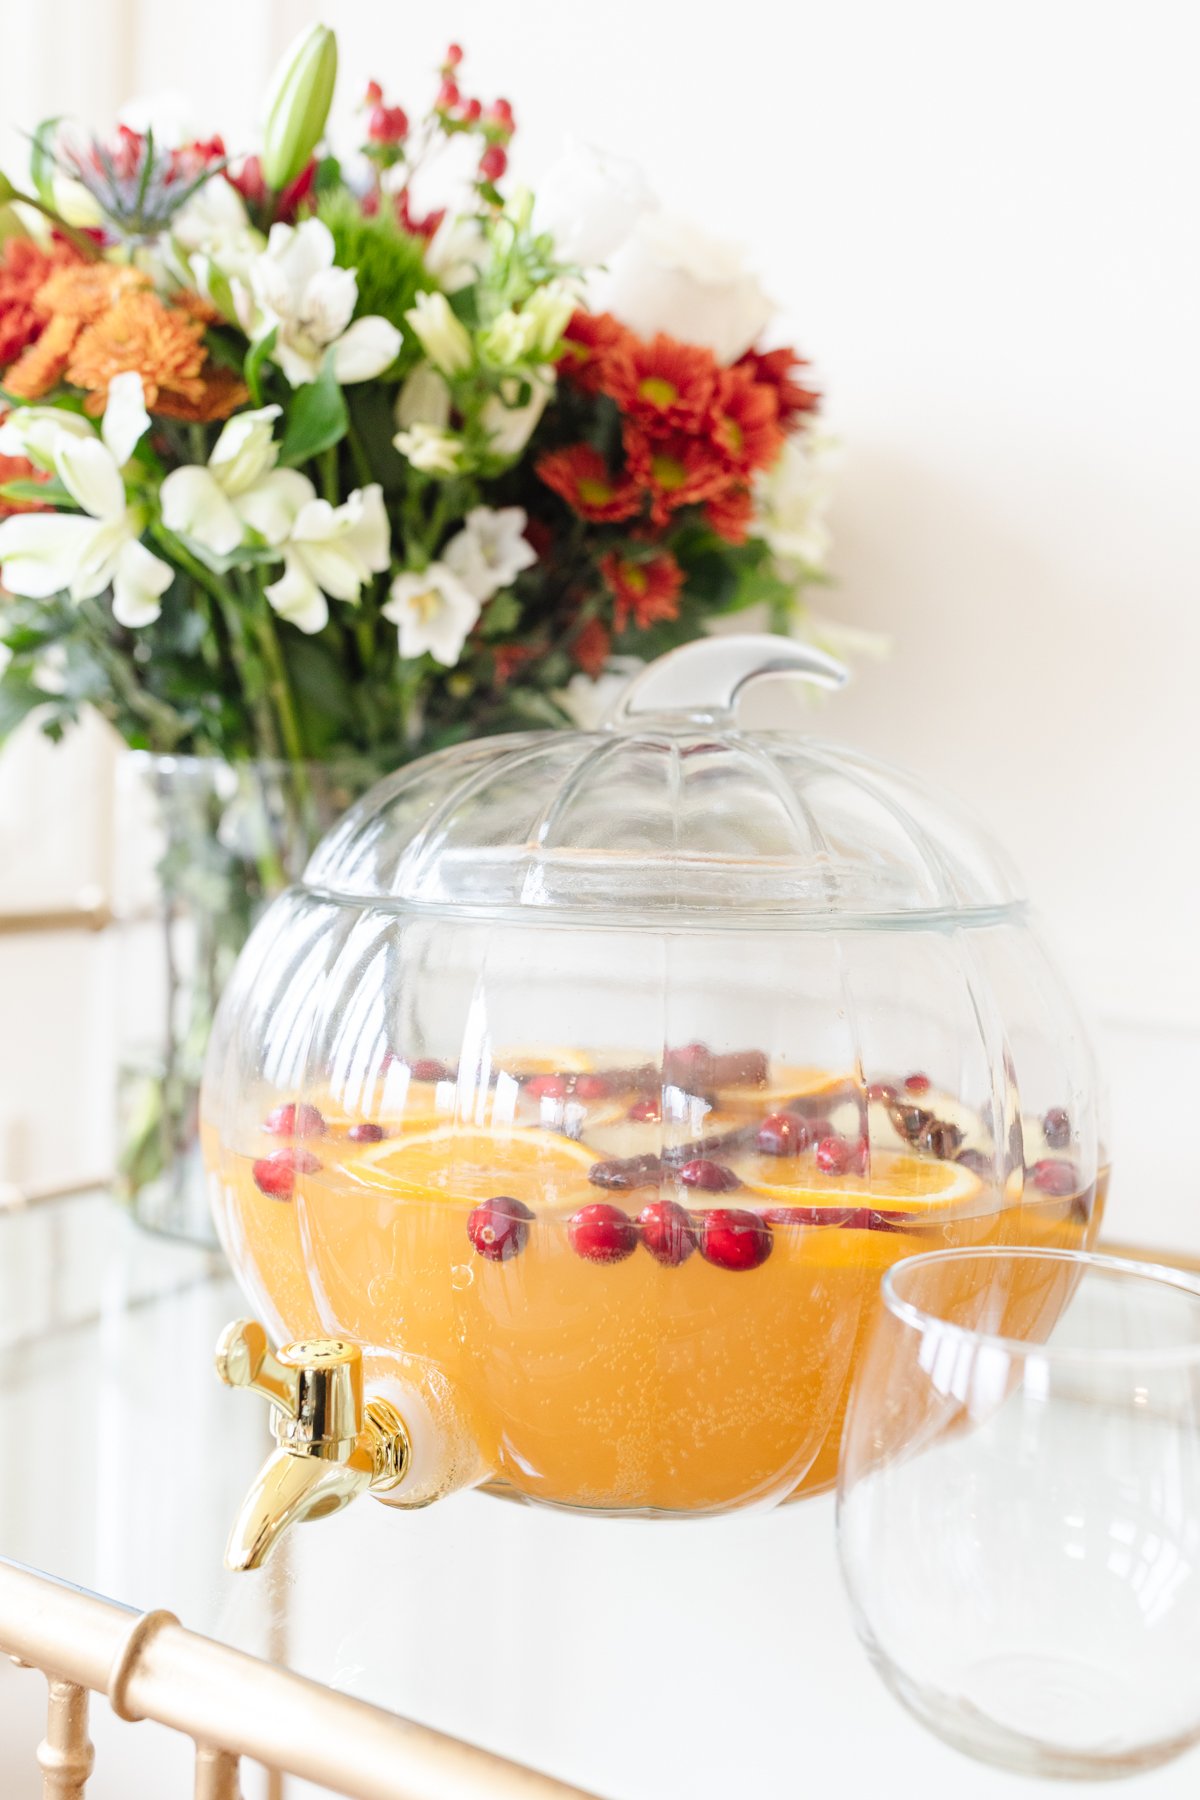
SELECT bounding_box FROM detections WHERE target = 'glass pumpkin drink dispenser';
[203,637,1106,1568]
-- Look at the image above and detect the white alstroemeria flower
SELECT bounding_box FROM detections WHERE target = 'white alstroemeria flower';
[520,281,579,358]
[393,423,464,475]
[170,178,264,304]
[422,213,487,293]
[383,563,481,667]
[264,483,390,635]
[0,406,94,468]
[394,364,452,432]
[159,404,313,557]
[246,218,401,387]
[404,291,472,377]
[0,374,172,627]
[442,506,537,603]
[478,309,537,368]
[481,370,554,458]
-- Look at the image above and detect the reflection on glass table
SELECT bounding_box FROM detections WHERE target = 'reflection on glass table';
[2,1192,1198,1799]
[839,1247,1200,1781]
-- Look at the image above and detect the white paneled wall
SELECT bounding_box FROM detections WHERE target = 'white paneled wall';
[2,0,1199,1206]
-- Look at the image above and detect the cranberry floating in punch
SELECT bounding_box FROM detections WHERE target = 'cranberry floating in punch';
[202,635,1107,1568]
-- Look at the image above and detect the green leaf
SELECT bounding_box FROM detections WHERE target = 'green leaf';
[479,590,521,637]
[0,477,70,506]
[282,632,355,756]
[244,325,278,408]
[280,354,348,466]
[0,668,47,741]
[28,117,64,210]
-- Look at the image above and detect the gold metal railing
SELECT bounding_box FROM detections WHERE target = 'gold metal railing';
[0,899,113,936]
[0,1560,607,1800]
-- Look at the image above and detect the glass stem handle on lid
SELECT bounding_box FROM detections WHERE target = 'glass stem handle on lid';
[607,632,849,728]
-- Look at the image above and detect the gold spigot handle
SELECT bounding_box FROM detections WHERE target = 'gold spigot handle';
[215,1321,412,1568]
[215,1320,301,1419]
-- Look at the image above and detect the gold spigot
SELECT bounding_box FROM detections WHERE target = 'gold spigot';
[215,1320,410,1572]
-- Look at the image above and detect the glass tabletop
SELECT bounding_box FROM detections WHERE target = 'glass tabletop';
[1,1191,1193,1800]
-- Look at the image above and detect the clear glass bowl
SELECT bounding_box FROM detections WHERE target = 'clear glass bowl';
[202,637,1107,1516]
[837,1248,1200,1779]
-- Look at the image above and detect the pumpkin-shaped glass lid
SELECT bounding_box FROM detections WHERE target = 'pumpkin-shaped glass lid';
[304,635,1024,923]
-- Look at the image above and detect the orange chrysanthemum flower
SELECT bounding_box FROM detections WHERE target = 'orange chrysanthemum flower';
[66,289,208,416]
[704,483,754,545]
[0,453,49,518]
[556,310,629,394]
[737,346,820,429]
[622,423,728,525]
[709,364,785,477]
[600,549,685,633]
[536,444,642,523]
[572,617,611,677]
[0,238,83,367]
[153,363,249,423]
[3,263,148,398]
[3,315,79,400]
[170,286,224,328]
[603,333,718,432]
[36,261,147,325]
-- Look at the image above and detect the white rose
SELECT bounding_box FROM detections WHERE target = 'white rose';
[533,139,653,266]
[118,90,198,147]
[592,210,774,364]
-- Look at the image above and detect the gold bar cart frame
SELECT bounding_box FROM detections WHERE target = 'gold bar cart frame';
[0,1559,607,1800]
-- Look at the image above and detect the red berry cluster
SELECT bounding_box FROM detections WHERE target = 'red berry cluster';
[359,43,515,214]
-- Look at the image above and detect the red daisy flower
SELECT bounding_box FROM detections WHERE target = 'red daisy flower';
[492,643,535,687]
[573,617,611,676]
[600,550,685,633]
[603,332,718,432]
[536,444,642,523]
[709,364,785,477]
[556,310,629,394]
[623,423,728,525]
[737,347,820,429]
[704,483,754,545]
[523,515,555,560]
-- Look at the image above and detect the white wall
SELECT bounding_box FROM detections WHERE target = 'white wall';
[2,0,1199,1196]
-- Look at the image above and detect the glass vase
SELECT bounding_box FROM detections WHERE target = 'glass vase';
[112,754,376,1243]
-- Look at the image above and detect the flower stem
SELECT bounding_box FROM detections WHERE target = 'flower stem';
[346,421,374,491]
[7,187,101,260]
[245,579,309,769]
[150,526,280,758]
[319,445,339,504]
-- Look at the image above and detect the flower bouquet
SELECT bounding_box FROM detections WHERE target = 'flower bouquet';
[0,26,839,1233]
